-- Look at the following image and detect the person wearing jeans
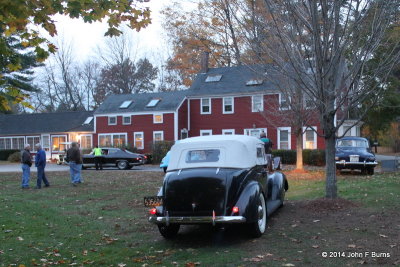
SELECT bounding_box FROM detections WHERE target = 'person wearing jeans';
[66,142,83,186]
[21,144,32,189]
[35,143,50,189]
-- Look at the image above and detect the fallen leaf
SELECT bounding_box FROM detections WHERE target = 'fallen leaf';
[291,224,298,228]
[357,260,367,264]
[282,264,295,267]
[82,250,88,256]
[118,263,126,267]
[313,220,320,223]
[265,253,273,257]
[389,244,396,248]
[312,245,319,249]
[348,244,356,248]
[379,234,388,238]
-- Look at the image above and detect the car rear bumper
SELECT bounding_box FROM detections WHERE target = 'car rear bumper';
[149,215,246,225]
[336,161,378,168]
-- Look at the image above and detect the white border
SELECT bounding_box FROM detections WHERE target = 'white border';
[80,134,93,149]
[50,135,67,153]
[153,131,164,142]
[251,95,263,112]
[222,129,235,135]
[133,131,144,150]
[108,116,117,125]
[303,126,317,149]
[200,98,211,114]
[153,113,163,124]
[200,129,213,136]
[98,133,127,147]
[122,115,131,125]
[277,127,291,149]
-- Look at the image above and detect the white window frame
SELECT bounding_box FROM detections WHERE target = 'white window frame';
[153,113,163,124]
[279,94,290,110]
[251,95,263,112]
[0,136,26,150]
[222,97,234,114]
[122,115,131,125]
[153,131,164,142]
[200,129,213,136]
[244,128,267,138]
[108,116,117,125]
[277,127,291,150]
[134,132,144,150]
[222,129,235,135]
[200,98,211,114]
[80,134,93,149]
[303,126,317,149]
[98,133,127,147]
[50,135,66,153]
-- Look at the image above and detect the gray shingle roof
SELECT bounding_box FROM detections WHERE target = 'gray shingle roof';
[188,64,281,97]
[94,90,188,114]
[0,111,94,135]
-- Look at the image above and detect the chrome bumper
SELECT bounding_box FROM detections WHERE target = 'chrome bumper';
[336,161,378,166]
[149,215,246,225]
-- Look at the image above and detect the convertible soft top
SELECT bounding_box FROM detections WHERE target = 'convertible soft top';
[167,135,267,171]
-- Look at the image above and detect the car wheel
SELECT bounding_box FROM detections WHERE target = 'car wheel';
[117,160,128,170]
[158,224,180,239]
[248,193,267,238]
[367,167,374,175]
[163,167,167,173]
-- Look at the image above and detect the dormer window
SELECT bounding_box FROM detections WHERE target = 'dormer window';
[83,116,93,125]
[119,100,132,109]
[246,79,263,86]
[205,74,222,82]
[146,99,160,107]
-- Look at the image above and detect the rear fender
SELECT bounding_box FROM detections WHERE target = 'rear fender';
[233,181,263,223]
[267,172,288,201]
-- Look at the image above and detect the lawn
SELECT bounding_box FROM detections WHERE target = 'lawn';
[0,169,399,266]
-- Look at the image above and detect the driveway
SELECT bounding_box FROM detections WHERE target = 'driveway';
[0,163,163,173]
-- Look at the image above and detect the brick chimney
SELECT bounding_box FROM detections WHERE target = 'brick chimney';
[200,51,209,73]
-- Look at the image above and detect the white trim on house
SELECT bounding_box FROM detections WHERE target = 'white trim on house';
[187,99,191,131]
[153,113,163,124]
[153,131,164,142]
[0,136,26,150]
[251,95,263,112]
[122,115,131,125]
[186,92,278,99]
[174,111,178,141]
[277,127,291,149]
[133,131,144,150]
[222,97,234,114]
[303,126,317,149]
[98,133,127,147]
[222,129,235,135]
[94,111,175,117]
[108,116,117,125]
[200,98,212,114]
[200,129,213,136]
[80,134,93,149]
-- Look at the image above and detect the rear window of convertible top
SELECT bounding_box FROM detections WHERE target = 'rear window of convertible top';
[185,149,220,163]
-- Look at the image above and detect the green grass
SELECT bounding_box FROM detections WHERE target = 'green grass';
[1,169,399,266]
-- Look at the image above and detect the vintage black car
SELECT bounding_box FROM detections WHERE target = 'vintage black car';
[335,136,378,175]
[82,147,144,170]
[145,135,289,238]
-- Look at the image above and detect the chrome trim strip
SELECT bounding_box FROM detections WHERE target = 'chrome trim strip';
[335,161,378,166]
[149,216,246,224]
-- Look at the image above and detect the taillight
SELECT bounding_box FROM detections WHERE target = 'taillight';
[149,208,157,215]
[144,156,148,159]
[232,206,239,214]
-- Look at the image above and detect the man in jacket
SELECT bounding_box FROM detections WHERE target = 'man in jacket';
[92,145,103,170]
[35,143,50,189]
[67,142,83,186]
[21,144,32,189]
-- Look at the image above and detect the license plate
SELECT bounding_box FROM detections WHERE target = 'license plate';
[350,155,359,162]
[144,196,163,207]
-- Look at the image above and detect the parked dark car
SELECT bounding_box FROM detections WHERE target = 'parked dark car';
[82,147,144,170]
[145,135,289,239]
[335,136,378,175]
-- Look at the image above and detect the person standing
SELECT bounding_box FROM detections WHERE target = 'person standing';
[92,145,103,170]
[35,143,50,189]
[67,142,83,186]
[260,132,273,171]
[21,144,32,189]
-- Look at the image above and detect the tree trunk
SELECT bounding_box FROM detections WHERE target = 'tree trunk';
[296,133,303,170]
[325,134,337,198]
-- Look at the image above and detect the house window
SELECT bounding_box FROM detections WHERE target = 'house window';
[222,129,235,135]
[181,129,188,139]
[134,132,144,149]
[99,133,126,147]
[153,114,163,124]
[200,130,212,136]
[153,131,164,142]
[223,97,234,114]
[244,128,267,138]
[343,126,351,136]
[304,94,315,109]
[251,95,263,112]
[146,99,161,107]
[27,136,41,151]
[278,127,291,149]
[80,135,92,149]
[0,137,25,150]
[51,136,66,152]
[201,98,211,114]
[303,127,317,149]
[83,117,93,124]
[279,94,290,110]
[119,100,132,109]
[205,74,222,82]
[123,116,131,125]
[108,116,117,125]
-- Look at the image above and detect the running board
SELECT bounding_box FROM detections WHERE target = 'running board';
[267,200,282,216]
